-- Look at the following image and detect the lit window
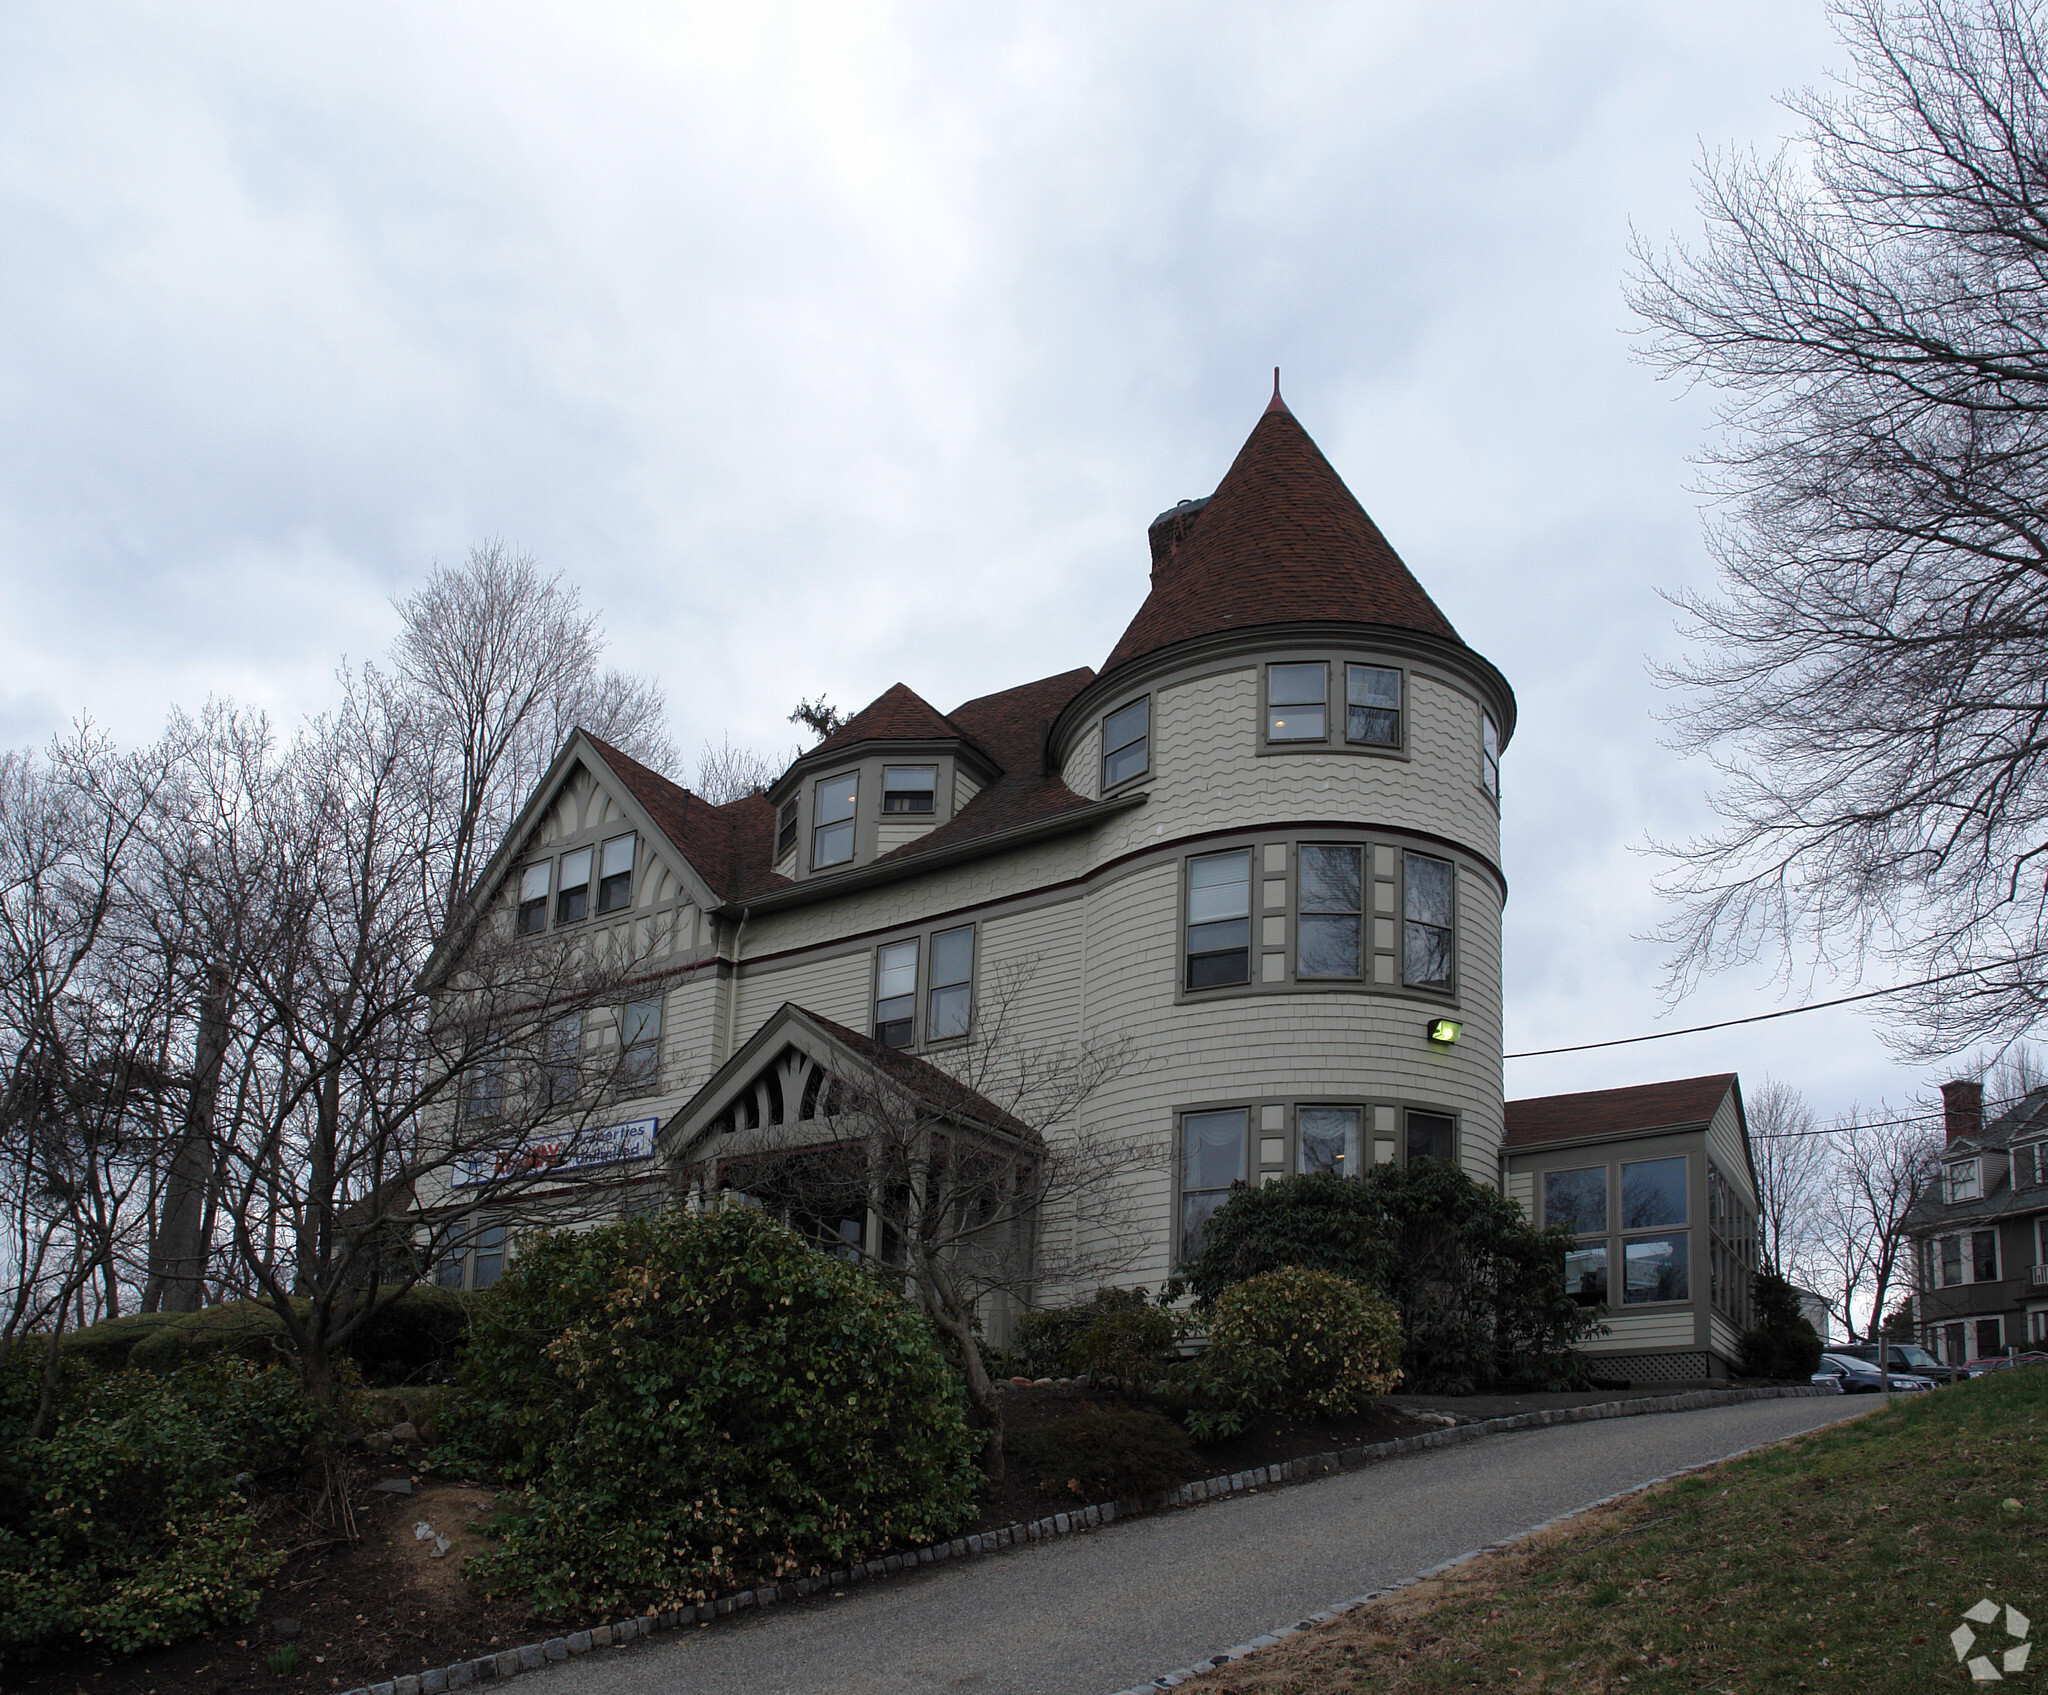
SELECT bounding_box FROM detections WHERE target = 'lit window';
[517,863,550,935]
[883,766,938,814]
[776,801,798,861]
[1267,663,1328,742]
[1948,1159,1982,1202]
[1180,1108,1246,1262]
[618,998,661,1094]
[813,774,858,868]
[596,833,636,914]
[1297,844,1363,979]
[1186,850,1252,988]
[1403,853,1454,989]
[1481,711,1500,800]
[557,847,592,924]
[1346,664,1401,747]
[1297,1106,1360,1176]
[875,940,918,1048]
[1103,699,1149,789]
[1407,1111,1456,1164]
[928,926,974,1040]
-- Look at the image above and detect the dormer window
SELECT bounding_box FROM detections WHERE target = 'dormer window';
[557,848,592,925]
[596,833,636,914]
[1948,1158,1982,1203]
[1346,665,1401,747]
[517,863,550,935]
[1103,698,1149,790]
[1266,663,1328,742]
[776,801,798,861]
[883,765,937,814]
[813,774,858,869]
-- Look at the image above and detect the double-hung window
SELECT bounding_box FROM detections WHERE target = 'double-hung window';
[557,848,592,925]
[543,1013,582,1109]
[928,926,974,1041]
[1186,851,1253,988]
[1940,1234,1964,1287]
[517,863,550,934]
[1403,853,1455,989]
[617,998,661,1093]
[1266,663,1328,742]
[462,1049,505,1124]
[1346,664,1401,747]
[1481,711,1500,800]
[1545,1166,1609,1307]
[813,774,858,869]
[1972,1229,2000,1282]
[1620,1157,1688,1304]
[1297,1106,1361,1176]
[883,765,937,814]
[1297,844,1364,979]
[875,940,918,1048]
[1103,699,1149,789]
[1180,1108,1246,1262]
[471,1221,507,1289]
[596,833,636,914]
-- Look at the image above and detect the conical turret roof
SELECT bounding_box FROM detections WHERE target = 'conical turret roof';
[1102,390,1461,674]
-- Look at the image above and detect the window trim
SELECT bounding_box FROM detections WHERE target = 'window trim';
[1263,660,1331,745]
[1249,652,1411,762]
[812,772,860,871]
[596,832,637,915]
[867,920,980,1052]
[556,846,593,926]
[1101,695,1151,794]
[873,937,919,1050]
[1183,847,1255,991]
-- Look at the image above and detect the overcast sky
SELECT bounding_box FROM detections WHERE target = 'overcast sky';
[2,1,1969,1129]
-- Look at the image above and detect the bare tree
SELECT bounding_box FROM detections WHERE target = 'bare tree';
[681,960,1158,1481]
[693,736,784,805]
[1810,1108,1942,1340]
[1747,1078,1831,1282]
[1630,0,2048,1055]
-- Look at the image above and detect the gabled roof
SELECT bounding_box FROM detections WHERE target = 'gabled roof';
[1101,389,1463,676]
[811,683,966,758]
[1504,1073,1739,1150]
[584,732,791,904]
[1905,1085,2048,1232]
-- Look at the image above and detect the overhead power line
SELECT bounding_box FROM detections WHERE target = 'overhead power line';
[1503,959,2035,1061]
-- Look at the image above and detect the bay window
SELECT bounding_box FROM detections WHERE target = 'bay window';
[813,774,858,869]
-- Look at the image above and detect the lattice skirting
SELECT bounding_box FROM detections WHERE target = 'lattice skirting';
[1593,1351,1712,1384]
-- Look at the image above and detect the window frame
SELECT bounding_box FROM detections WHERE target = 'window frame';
[1263,661,1331,745]
[1250,653,1412,762]
[616,996,662,1095]
[1295,1104,1364,1178]
[1948,1158,1983,1202]
[1401,850,1457,993]
[775,800,799,862]
[926,923,975,1045]
[516,862,551,935]
[1183,847,1255,991]
[1178,1105,1249,1264]
[556,846,593,926]
[1617,1154,1690,1307]
[1481,710,1500,802]
[1101,695,1151,793]
[882,764,939,815]
[1344,662,1403,750]
[1295,842,1365,981]
[873,937,920,1050]
[596,832,637,915]
[811,772,860,870]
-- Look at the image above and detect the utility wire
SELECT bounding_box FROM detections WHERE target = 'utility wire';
[1503,958,2035,1061]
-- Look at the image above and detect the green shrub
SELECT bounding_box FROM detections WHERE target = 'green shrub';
[1010,1287,1153,1379]
[449,1205,978,1616]
[1066,1289,1187,1388]
[1180,1165,1601,1394]
[1737,1271,1824,1380]
[1009,1405,1200,1503]
[1205,1266,1403,1418]
[126,1301,291,1373]
[345,1286,473,1384]
[56,1312,184,1373]
[0,1351,314,1664]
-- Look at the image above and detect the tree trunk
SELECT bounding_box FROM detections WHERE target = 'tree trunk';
[143,968,229,1313]
[920,1254,1005,1482]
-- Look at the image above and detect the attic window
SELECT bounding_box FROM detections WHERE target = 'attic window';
[1346,665,1401,747]
[1949,1158,1982,1202]
[517,863,550,935]
[557,848,592,925]
[776,801,798,861]
[883,765,937,814]
[597,833,636,914]
[1103,698,1149,790]
[813,774,858,869]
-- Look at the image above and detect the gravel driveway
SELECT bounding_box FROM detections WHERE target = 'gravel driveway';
[532,1394,1864,1695]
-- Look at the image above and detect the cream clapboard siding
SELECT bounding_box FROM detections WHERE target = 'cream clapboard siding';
[877,821,938,854]
[1580,1310,1699,1353]
[954,769,983,811]
[1506,1170,1534,1218]
[1710,1312,1743,1361]
[1706,1092,1755,1203]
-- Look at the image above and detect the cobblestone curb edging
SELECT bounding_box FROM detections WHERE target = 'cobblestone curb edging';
[333,1384,1833,1695]
[1104,1386,1859,1693]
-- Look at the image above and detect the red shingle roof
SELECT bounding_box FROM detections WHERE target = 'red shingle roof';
[1503,1074,1738,1150]
[582,732,791,905]
[1102,394,1462,675]
[795,1007,1037,1140]
[811,683,964,758]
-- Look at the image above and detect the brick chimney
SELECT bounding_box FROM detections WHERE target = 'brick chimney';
[1146,498,1207,585]
[1941,1079,1984,1145]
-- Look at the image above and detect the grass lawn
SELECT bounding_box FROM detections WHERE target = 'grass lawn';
[1180,1370,2048,1693]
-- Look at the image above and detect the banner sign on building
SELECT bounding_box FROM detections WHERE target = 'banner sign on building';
[452,1116,659,1191]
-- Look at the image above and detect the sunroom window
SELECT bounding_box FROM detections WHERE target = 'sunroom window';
[1346,664,1401,747]
[875,940,918,1048]
[596,833,635,914]
[517,863,550,935]
[556,848,592,925]
[1267,663,1328,742]
[1103,698,1149,789]
[1546,1167,1609,1308]
[883,766,938,814]
[1186,850,1252,988]
[813,774,858,869]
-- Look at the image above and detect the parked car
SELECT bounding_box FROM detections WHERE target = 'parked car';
[1831,1342,1966,1385]
[1962,1352,2048,1378]
[1815,1352,1935,1393]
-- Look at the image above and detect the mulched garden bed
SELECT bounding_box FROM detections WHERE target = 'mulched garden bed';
[15,1388,1440,1695]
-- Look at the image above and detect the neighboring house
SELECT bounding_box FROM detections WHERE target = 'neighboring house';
[1501,1074,1760,1383]
[417,385,1515,1325]
[1903,1080,2048,1365]
[1793,1287,1833,1346]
